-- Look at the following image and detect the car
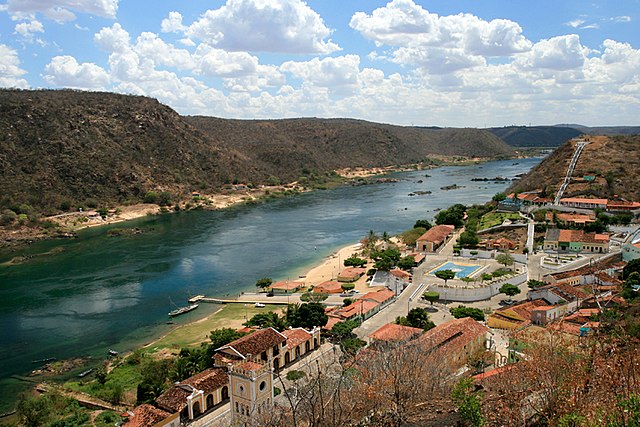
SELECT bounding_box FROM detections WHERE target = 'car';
[266,292,274,297]
[499,299,515,306]
[254,302,266,308]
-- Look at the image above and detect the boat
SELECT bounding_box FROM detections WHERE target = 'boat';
[108,349,118,356]
[168,303,198,317]
[31,357,56,364]
[78,368,93,378]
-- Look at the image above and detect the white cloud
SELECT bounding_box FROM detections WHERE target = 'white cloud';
[280,55,361,90]
[566,19,585,28]
[515,35,590,71]
[134,32,193,70]
[611,16,631,23]
[43,55,110,89]
[184,0,340,54]
[6,0,118,22]
[350,0,531,56]
[161,11,186,33]
[94,23,130,53]
[194,45,259,77]
[0,44,29,88]
[15,19,44,42]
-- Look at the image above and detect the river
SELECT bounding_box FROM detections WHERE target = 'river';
[0,157,541,410]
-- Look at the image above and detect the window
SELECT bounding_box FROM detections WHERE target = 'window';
[239,385,245,395]
[236,402,239,413]
[259,381,266,391]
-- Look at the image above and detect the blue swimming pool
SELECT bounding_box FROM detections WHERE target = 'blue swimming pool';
[429,261,482,279]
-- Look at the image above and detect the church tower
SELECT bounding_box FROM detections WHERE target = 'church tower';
[228,359,274,426]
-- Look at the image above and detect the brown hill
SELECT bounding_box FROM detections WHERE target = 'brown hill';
[0,89,514,214]
[185,117,515,184]
[508,135,640,201]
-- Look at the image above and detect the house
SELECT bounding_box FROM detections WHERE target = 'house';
[408,252,426,266]
[487,299,549,330]
[505,192,551,207]
[528,283,588,315]
[370,269,411,295]
[330,299,380,322]
[360,288,396,310]
[270,281,304,294]
[559,197,608,210]
[478,237,516,251]
[543,228,609,253]
[313,281,343,294]
[545,212,595,226]
[415,224,455,252]
[415,317,489,369]
[607,200,640,212]
[530,304,573,325]
[369,323,423,344]
[123,404,177,427]
[337,267,367,282]
[155,368,230,423]
[214,327,320,371]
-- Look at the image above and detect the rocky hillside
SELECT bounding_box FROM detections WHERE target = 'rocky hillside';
[508,135,640,201]
[0,89,514,214]
[186,117,514,184]
[487,126,582,147]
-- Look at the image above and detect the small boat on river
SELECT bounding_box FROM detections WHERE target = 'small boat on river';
[78,368,93,378]
[168,303,198,317]
[31,357,56,364]
[108,349,118,356]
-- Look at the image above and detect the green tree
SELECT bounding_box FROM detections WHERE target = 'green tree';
[624,259,640,280]
[331,320,359,339]
[16,393,52,427]
[452,377,484,427]
[396,255,417,271]
[423,291,440,306]
[435,204,466,228]
[496,252,515,270]
[492,192,506,202]
[159,191,172,206]
[340,282,355,292]
[527,279,545,289]
[481,273,493,282]
[435,269,456,286]
[414,219,432,229]
[244,311,287,330]
[255,277,273,290]
[344,255,367,268]
[0,209,17,225]
[290,303,328,329]
[143,191,158,204]
[450,305,485,321]
[399,227,427,246]
[459,230,479,247]
[405,307,435,331]
[499,283,521,298]
[137,359,172,404]
[622,272,640,300]
[340,337,366,356]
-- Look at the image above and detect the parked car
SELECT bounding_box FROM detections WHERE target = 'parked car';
[255,302,266,308]
[499,299,515,306]
[266,292,274,297]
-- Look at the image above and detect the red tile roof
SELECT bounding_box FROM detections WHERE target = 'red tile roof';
[338,267,367,280]
[237,361,264,371]
[156,368,228,413]
[282,328,312,349]
[369,323,423,342]
[314,281,343,293]
[360,288,396,304]
[472,365,514,381]
[123,404,170,427]
[560,197,608,206]
[323,316,342,330]
[390,269,412,279]
[216,327,286,358]
[333,299,379,319]
[271,281,304,291]
[416,224,455,245]
[417,317,488,355]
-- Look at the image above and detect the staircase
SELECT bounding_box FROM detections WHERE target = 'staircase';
[554,140,589,204]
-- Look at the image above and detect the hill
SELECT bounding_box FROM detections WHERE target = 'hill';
[508,135,640,201]
[185,116,515,184]
[487,126,583,147]
[0,89,514,215]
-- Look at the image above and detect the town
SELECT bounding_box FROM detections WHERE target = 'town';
[93,138,640,427]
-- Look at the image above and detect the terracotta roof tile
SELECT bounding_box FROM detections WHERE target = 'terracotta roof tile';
[216,327,286,358]
[123,404,170,427]
[314,281,343,293]
[282,328,312,349]
[417,317,488,355]
[416,225,455,245]
[156,368,228,413]
[271,281,304,290]
[360,288,396,304]
[369,323,423,342]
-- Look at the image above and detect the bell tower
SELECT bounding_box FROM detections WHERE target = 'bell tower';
[228,358,274,426]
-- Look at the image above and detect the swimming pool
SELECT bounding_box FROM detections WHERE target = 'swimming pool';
[429,261,482,279]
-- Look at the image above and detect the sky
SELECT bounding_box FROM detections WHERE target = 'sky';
[0,0,639,127]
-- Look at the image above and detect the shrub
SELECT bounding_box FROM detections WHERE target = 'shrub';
[144,191,158,204]
[286,370,305,381]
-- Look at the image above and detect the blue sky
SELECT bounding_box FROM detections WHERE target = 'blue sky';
[1,0,638,126]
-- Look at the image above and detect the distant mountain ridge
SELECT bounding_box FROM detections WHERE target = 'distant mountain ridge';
[487,125,640,148]
[0,89,514,214]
